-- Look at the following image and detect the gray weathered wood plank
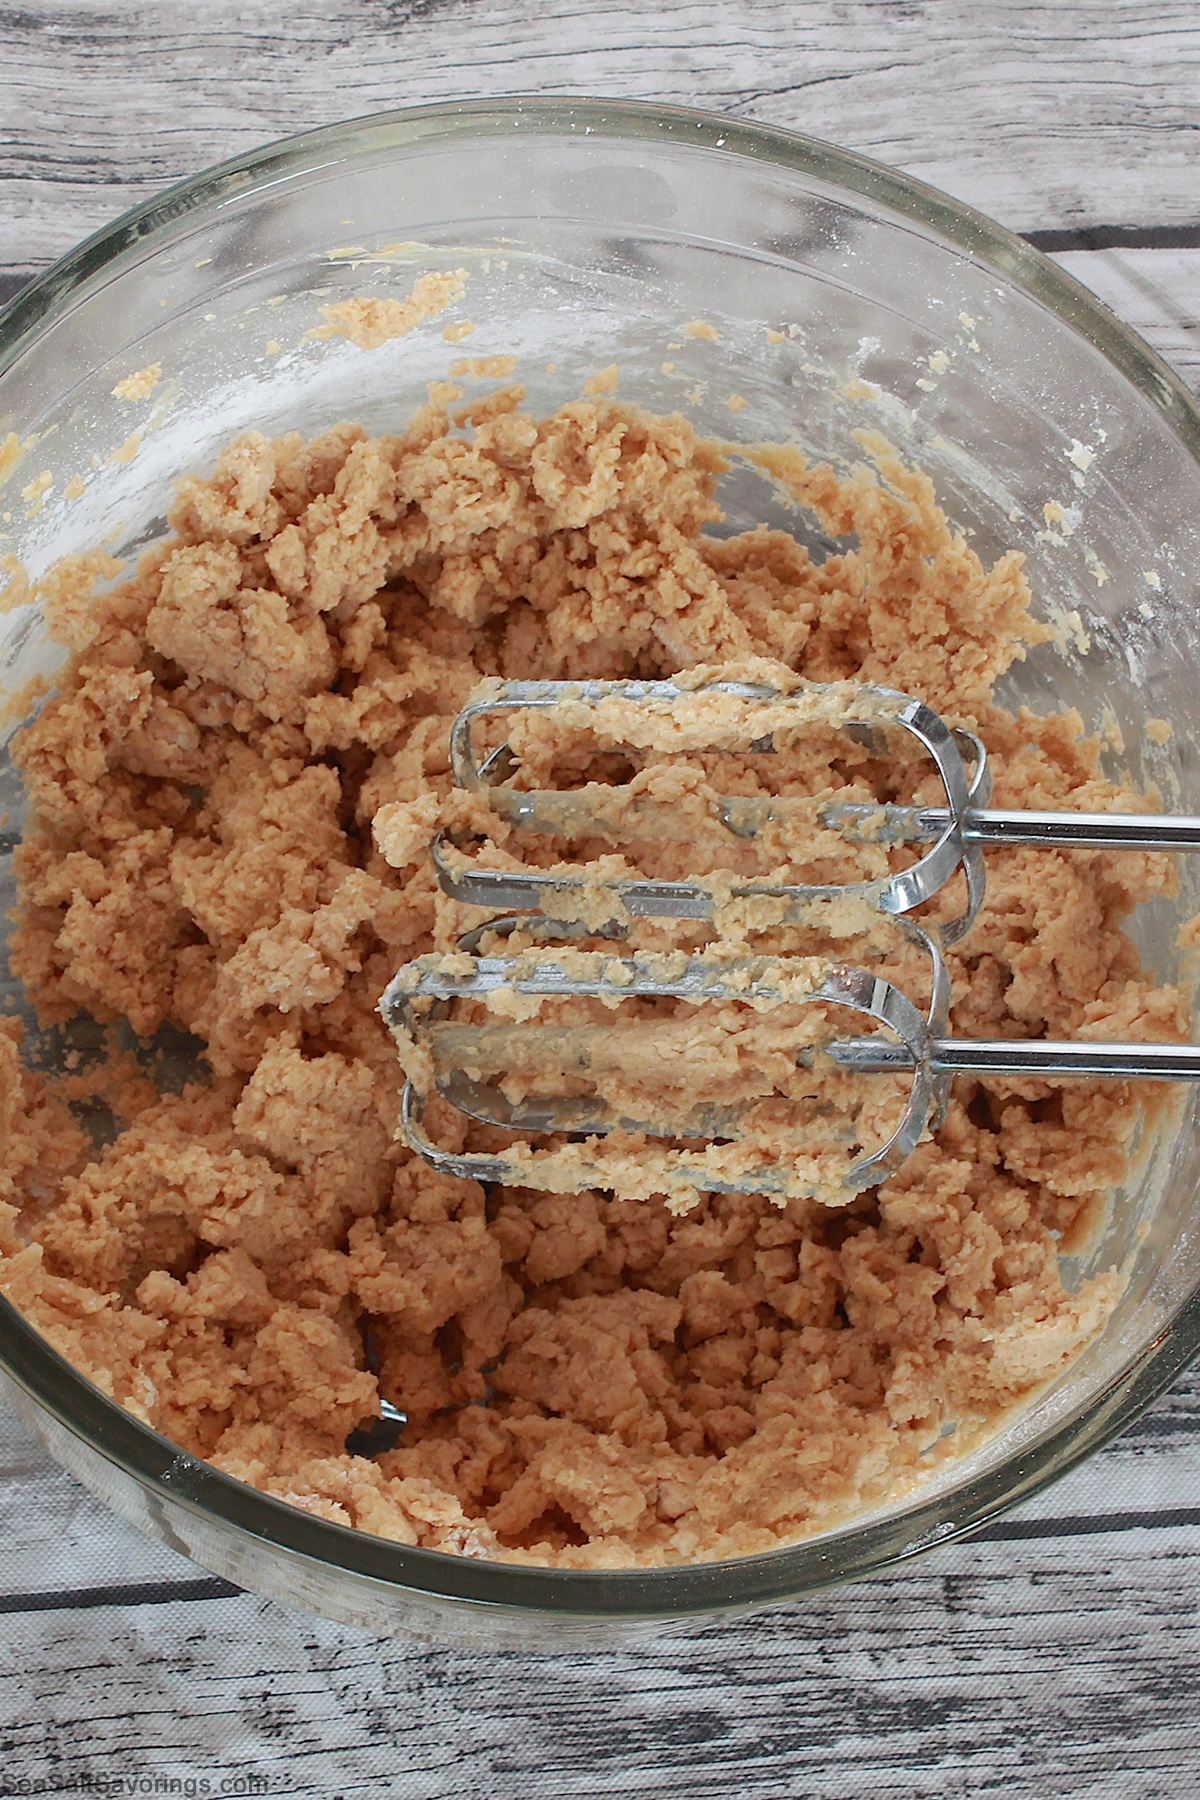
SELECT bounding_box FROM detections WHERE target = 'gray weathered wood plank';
[1054,247,1200,389]
[4,0,1200,277]
[1,1526,1198,1798]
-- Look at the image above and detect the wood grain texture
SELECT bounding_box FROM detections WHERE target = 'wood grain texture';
[3,0,1200,276]
[1054,247,1200,390]
[1,1458,1198,1799]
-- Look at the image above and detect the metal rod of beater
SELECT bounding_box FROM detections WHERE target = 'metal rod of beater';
[827,1037,1200,1080]
[898,806,1200,853]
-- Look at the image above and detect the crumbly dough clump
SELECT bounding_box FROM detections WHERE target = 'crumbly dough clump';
[0,390,1188,1567]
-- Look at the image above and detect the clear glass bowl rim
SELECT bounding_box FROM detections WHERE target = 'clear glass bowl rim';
[2,93,1200,1622]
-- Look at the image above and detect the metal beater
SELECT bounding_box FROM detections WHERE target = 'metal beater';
[381,675,1200,1203]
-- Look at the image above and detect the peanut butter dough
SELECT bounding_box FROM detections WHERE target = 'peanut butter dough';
[0,389,1187,1567]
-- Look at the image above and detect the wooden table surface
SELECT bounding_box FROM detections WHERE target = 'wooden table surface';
[2,5,1199,1795]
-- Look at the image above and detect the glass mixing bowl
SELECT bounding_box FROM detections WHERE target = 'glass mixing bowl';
[3,97,1200,1649]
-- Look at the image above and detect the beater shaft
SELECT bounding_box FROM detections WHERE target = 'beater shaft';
[832,800,1200,853]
